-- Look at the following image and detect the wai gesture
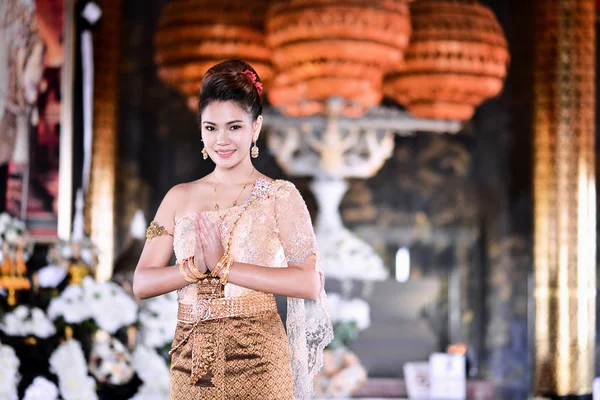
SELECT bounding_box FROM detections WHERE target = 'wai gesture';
[195,213,225,272]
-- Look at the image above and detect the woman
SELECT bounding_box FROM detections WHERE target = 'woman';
[133,60,333,399]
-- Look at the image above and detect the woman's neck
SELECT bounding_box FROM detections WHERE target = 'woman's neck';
[212,161,256,185]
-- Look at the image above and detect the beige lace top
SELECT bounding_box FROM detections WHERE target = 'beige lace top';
[173,178,333,399]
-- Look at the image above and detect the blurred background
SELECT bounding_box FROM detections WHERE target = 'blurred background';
[0,0,597,399]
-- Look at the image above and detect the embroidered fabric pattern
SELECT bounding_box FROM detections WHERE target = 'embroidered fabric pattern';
[170,311,294,399]
[171,179,333,399]
[177,291,277,323]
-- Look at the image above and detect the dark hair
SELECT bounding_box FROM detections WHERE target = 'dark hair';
[197,60,263,125]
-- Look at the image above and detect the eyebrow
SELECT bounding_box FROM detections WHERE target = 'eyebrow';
[203,120,244,125]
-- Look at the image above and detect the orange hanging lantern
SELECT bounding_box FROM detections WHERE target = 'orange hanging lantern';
[154,0,273,110]
[266,0,411,117]
[384,0,509,121]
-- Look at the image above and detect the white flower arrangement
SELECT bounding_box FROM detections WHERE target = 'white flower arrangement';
[327,293,371,331]
[48,276,138,334]
[37,191,99,287]
[326,293,371,349]
[45,237,99,275]
[131,345,170,399]
[36,264,68,288]
[0,212,34,264]
[1,305,56,338]
[23,376,59,400]
[88,331,134,385]
[130,383,170,400]
[314,347,368,399]
[49,339,98,400]
[0,344,21,400]
[47,284,93,324]
[138,291,178,349]
[83,277,138,334]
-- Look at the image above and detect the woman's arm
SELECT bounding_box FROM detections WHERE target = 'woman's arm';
[133,185,200,300]
[133,261,189,300]
[219,256,321,301]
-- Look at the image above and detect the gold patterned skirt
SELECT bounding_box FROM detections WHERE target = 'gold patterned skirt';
[169,300,294,399]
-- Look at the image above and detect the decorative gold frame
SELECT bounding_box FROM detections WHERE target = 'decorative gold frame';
[533,0,596,395]
[88,0,121,281]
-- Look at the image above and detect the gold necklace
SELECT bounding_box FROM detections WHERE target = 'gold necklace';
[213,168,255,212]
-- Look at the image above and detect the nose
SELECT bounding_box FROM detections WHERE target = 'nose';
[216,129,230,145]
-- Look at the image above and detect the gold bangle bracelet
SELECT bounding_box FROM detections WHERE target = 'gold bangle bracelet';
[179,260,199,283]
[186,257,208,279]
[210,260,223,277]
[211,254,230,278]
[220,258,234,285]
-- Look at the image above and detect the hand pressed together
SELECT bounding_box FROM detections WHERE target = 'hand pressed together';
[196,213,225,272]
[193,215,209,274]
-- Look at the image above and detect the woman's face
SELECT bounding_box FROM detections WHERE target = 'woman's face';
[200,101,262,169]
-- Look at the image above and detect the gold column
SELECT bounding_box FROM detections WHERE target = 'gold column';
[533,0,596,397]
[89,0,121,281]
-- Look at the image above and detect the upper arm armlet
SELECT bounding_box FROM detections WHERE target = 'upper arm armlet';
[145,221,173,241]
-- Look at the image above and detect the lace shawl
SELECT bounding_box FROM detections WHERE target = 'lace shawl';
[274,181,334,399]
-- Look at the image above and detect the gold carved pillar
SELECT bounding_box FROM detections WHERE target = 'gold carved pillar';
[533,0,596,397]
[89,0,121,281]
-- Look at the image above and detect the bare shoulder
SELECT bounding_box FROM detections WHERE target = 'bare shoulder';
[161,182,187,205]
[160,178,205,210]
[170,175,214,196]
[183,175,213,193]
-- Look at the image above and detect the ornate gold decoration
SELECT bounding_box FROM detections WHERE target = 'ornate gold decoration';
[190,323,219,385]
[179,259,200,284]
[197,277,224,300]
[0,248,31,306]
[90,0,121,282]
[384,0,509,121]
[266,0,411,117]
[533,0,595,396]
[64,325,73,340]
[68,262,90,285]
[186,257,209,280]
[154,0,272,111]
[0,213,34,306]
[176,291,277,324]
[145,221,172,241]
[219,259,233,285]
[24,336,37,345]
[210,253,232,278]
[251,142,259,158]
[127,325,137,350]
[46,235,99,286]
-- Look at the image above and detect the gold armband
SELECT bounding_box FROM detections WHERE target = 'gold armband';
[146,221,173,241]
